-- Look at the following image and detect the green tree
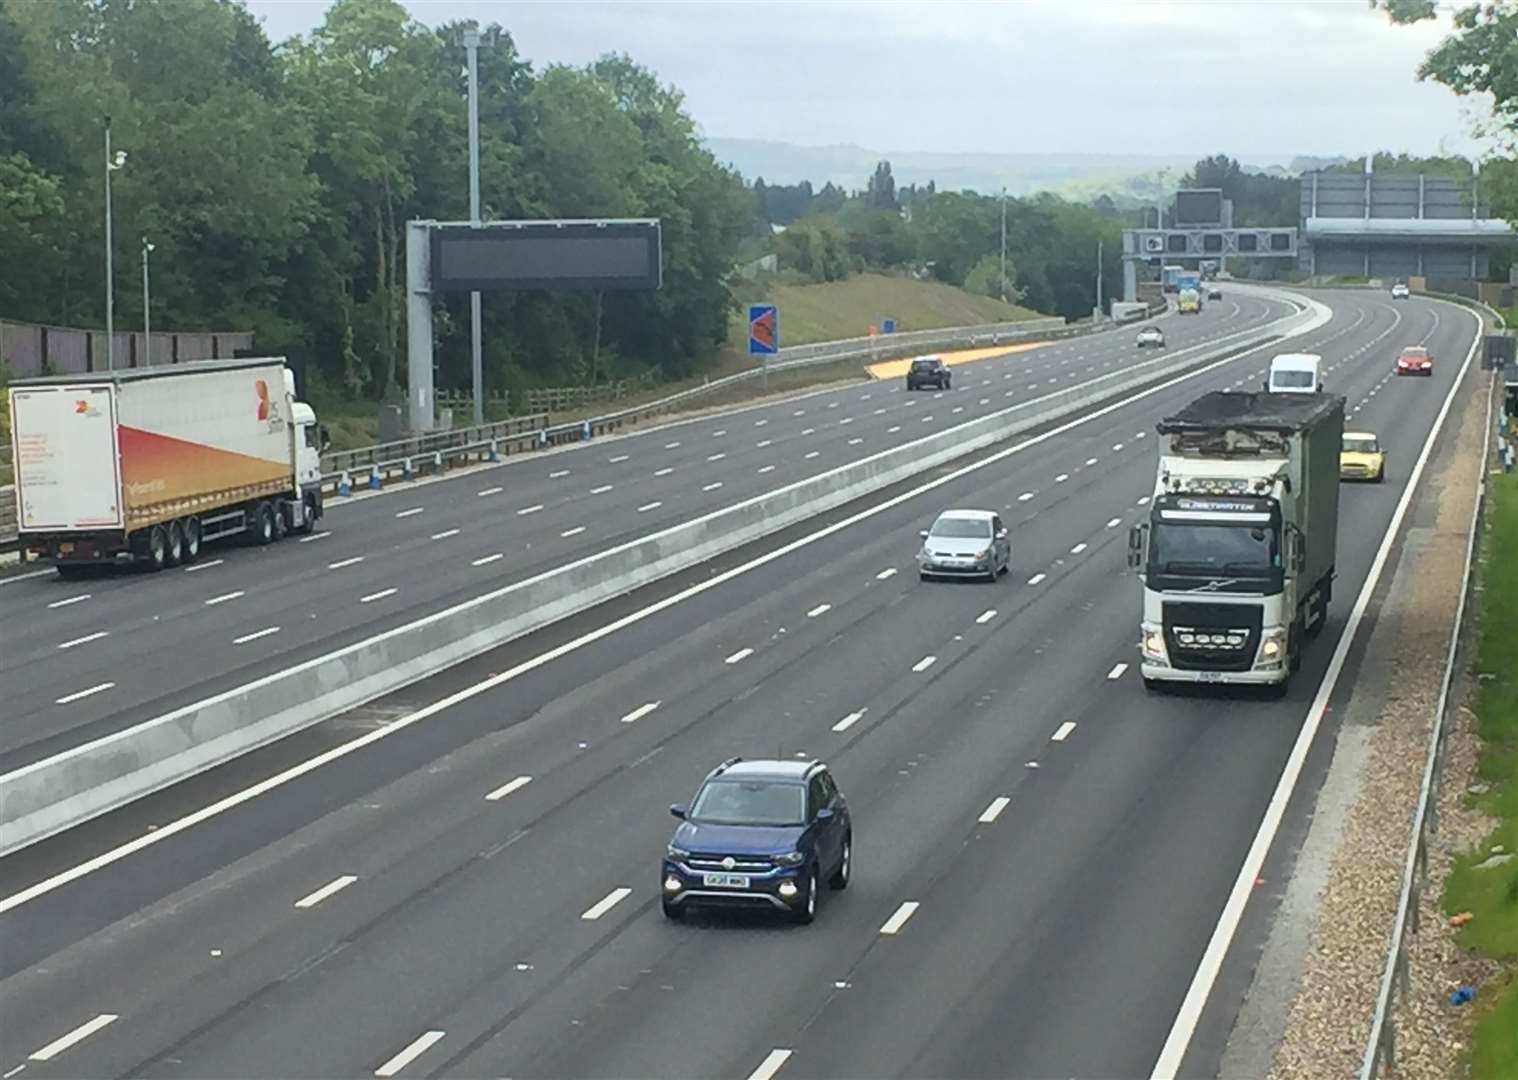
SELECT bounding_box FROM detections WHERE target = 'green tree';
[963,253,1022,304]
[866,160,898,211]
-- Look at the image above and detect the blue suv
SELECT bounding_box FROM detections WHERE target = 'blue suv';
[662,758,852,924]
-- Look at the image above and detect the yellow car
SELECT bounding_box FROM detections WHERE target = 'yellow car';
[1340,432,1386,483]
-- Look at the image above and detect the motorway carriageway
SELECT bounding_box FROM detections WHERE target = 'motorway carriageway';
[0,294,1290,773]
[0,290,1479,1079]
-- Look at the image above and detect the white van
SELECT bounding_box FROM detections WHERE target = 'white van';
[1264,353,1323,394]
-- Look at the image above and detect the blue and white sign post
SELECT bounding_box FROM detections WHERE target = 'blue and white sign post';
[749,304,779,391]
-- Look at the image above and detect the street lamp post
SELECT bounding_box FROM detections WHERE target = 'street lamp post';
[142,238,155,364]
[999,187,1007,304]
[104,119,128,370]
[1096,238,1104,319]
[463,28,484,427]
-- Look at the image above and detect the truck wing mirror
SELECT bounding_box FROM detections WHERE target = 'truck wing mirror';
[320,425,332,452]
[1126,523,1146,569]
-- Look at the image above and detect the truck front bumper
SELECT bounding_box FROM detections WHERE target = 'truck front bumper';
[1139,661,1286,686]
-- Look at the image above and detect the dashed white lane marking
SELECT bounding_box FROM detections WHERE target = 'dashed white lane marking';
[360,588,397,604]
[807,603,831,617]
[1113,442,1125,451]
[827,402,839,409]
[832,709,866,733]
[755,418,768,426]
[56,682,115,705]
[1085,458,1098,467]
[951,406,964,414]
[28,1014,119,1062]
[979,398,990,405]
[581,887,632,920]
[876,568,898,580]
[1005,390,1015,397]
[707,453,726,462]
[793,409,806,416]
[702,481,724,493]
[560,526,586,538]
[620,701,661,724]
[758,465,776,474]
[591,484,614,495]
[374,1030,446,1078]
[1138,496,1151,506]
[1106,518,1122,529]
[912,655,937,673]
[1052,721,1077,742]
[756,440,772,448]
[978,796,1011,824]
[517,504,544,516]
[725,647,754,664]
[976,609,997,624]
[204,590,244,606]
[1070,542,1087,555]
[485,775,532,800]
[880,901,921,935]
[233,626,281,645]
[874,408,887,415]
[839,416,854,425]
[431,528,461,540]
[608,454,629,463]
[637,501,663,512]
[1055,473,1069,483]
[887,426,902,434]
[654,467,674,476]
[712,430,727,437]
[805,451,820,459]
[395,507,424,518]
[4,1062,26,1078]
[296,531,330,544]
[860,393,872,400]
[1027,573,1046,585]
[664,441,681,449]
[1136,431,1147,439]
[801,427,816,435]
[747,1049,793,1080]
[548,471,569,480]
[329,556,364,570]
[1018,492,1035,502]
[921,416,934,423]
[848,437,863,445]
[295,874,358,909]
[472,553,503,566]
[185,558,225,570]
[1108,662,1129,680]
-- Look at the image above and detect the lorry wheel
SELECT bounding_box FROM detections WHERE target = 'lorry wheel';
[165,521,185,567]
[1142,677,1163,693]
[272,505,288,541]
[181,517,202,563]
[297,493,319,534]
[145,525,170,572]
[254,503,276,545]
[56,564,90,580]
[1263,677,1290,700]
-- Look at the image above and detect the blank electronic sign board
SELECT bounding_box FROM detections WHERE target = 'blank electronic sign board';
[1173,189,1224,227]
[429,221,662,292]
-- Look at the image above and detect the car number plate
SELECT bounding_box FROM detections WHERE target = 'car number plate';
[702,873,749,888]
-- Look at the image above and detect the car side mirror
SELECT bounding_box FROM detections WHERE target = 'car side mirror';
[996,529,1008,539]
[814,807,835,823]
[919,529,929,538]
[669,803,687,820]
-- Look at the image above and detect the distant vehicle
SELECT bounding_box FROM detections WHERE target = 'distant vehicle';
[1178,288,1202,315]
[9,358,326,578]
[1207,285,1223,300]
[1162,265,1185,294]
[1340,432,1386,483]
[1130,390,1345,695]
[1390,283,1410,300]
[1137,326,1166,348]
[663,758,851,924]
[1395,346,1433,376]
[906,356,951,391]
[1265,353,1324,394]
[917,508,1011,582]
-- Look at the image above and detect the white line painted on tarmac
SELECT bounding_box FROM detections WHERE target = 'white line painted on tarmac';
[29,1014,118,1062]
[581,887,632,920]
[755,418,768,426]
[295,874,358,909]
[1107,662,1128,680]
[560,527,585,538]
[47,594,92,609]
[664,441,681,449]
[712,429,727,437]
[1138,496,1151,505]
[805,451,819,459]
[1106,518,1122,529]
[431,529,460,540]
[233,627,280,645]
[548,471,570,480]
[801,428,815,435]
[912,655,936,673]
[1085,458,1099,467]
[395,507,424,518]
[185,558,225,571]
[887,426,901,434]
[976,609,997,624]
[297,532,330,544]
[876,568,897,580]
[485,775,532,801]
[57,632,108,650]
[880,901,920,935]
[1055,473,1069,483]
[479,486,505,496]
[653,467,674,477]
[978,796,1011,823]
[329,557,364,570]
[55,683,115,705]
[702,482,723,492]
[807,603,831,617]
[756,440,772,448]
[725,647,754,664]
[747,1049,793,1080]
[707,453,726,462]
[832,710,866,733]
[638,501,664,512]
[1027,573,1046,585]
[1051,721,1077,742]
[471,553,503,566]
[591,485,613,495]
[360,589,397,604]
[620,701,661,724]
[1070,542,1087,554]
[1018,492,1034,501]
[375,1031,445,1078]
[608,454,629,463]
[517,504,544,516]
[758,465,775,474]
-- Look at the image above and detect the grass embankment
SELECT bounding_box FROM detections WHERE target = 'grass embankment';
[1446,468,1518,1077]
[729,272,1042,346]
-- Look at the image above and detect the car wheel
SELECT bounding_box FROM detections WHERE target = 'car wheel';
[661,897,684,920]
[1376,467,1386,484]
[829,836,851,890]
[791,866,818,924]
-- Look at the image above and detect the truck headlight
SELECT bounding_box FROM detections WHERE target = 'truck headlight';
[1259,629,1287,661]
[1142,626,1167,661]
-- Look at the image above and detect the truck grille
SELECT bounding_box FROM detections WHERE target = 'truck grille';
[1162,601,1263,672]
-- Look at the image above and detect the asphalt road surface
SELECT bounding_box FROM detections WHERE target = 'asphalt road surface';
[0,288,1478,1080]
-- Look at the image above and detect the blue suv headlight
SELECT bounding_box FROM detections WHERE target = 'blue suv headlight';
[774,851,805,866]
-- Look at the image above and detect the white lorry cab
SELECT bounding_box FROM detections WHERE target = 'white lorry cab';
[1264,353,1323,394]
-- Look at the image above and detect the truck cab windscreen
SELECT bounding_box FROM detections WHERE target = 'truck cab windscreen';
[1151,521,1279,575]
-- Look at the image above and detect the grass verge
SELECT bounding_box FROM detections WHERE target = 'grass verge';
[1446,467,1518,1077]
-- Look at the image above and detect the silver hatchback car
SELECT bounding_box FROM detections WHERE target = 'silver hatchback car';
[917,509,1011,582]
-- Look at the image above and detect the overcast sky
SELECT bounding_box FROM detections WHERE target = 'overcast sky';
[243,0,1483,161]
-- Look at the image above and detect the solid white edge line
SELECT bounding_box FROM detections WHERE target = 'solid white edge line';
[978,796,1011,824]
[746,1049,793,1080]
[374,1030,445,1078]
[294,874,358,909]
[485,775,532,801]
[29,1014,119,1062]
[1147,299,1481,1080]
[0,288,1314,914]
[880,900,921,935]
[580,886,632,920]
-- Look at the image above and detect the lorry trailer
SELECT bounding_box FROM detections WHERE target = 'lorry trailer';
[1128,390,1344,695]
[8,357,326,577]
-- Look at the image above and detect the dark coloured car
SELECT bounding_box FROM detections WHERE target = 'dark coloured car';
[906,356,952,391]
[662,758,851,924]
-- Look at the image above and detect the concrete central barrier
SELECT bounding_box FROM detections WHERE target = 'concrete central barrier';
[0,288,1330,856]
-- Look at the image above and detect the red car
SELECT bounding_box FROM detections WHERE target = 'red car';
[1395,346,1433,376]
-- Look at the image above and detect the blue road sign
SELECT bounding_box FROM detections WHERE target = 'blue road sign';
[881,318,896,334]
[748,304,778,355]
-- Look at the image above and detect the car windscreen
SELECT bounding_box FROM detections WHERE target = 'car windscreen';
[1400,349,1428,359]
[930,517,991,539]
[1271,369,1316,389]
[690,780,806,826]
[1343,436,1379,453]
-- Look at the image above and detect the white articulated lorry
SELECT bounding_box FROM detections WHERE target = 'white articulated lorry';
[1127,390,1344,697]
[8,357,327,578]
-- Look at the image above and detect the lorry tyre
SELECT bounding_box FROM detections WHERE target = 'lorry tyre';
[165,521,185,567]
[254,502,276,545]
[1263,677,1290,700]
[56,564,90,580]
[144,525,170,572]
[1142,677,1163,693]
[297,493,319,534]
[1288,621,1304,673]
[272,505,288,541]
[181,517,202,563]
